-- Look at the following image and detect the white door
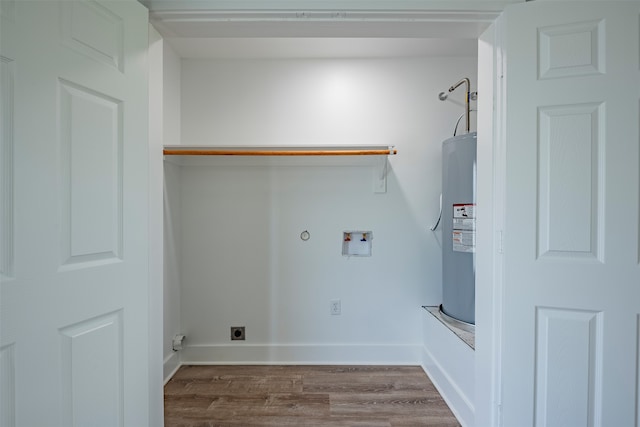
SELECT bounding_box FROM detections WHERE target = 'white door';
[1,1,150,426]
[499,2,640,426]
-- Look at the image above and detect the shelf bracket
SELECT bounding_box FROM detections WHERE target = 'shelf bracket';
[373,155,389,193]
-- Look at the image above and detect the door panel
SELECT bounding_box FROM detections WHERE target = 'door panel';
[60,310,123,426]
[537,102,603,261]
[59,79,123,267]
[0,344,15,427]
[61,0,125,72]
[534,307,602,427]
[500,2,640,426]
[0,1,149,426]
[538,20,605,80]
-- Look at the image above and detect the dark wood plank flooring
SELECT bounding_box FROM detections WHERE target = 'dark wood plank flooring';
[164,365,461,427]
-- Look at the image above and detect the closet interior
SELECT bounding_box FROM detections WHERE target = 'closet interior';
[151,16,484,425]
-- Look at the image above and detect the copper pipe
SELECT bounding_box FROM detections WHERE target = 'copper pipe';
[439,77,472,134]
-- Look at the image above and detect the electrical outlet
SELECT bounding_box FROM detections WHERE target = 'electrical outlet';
[330,299,341,315]
[230,326,245,340]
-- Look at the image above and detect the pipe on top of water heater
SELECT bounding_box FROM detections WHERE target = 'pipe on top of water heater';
[438,77,475,134]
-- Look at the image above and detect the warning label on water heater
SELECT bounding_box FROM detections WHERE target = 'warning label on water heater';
[453,203,476,253]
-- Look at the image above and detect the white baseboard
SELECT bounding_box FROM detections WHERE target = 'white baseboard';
[421,312,475,427]
[163,351,181,385]
[180,343,422,365]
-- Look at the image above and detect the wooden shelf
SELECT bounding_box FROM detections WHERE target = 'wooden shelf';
[163,145,397,157]
[162,145,396,193]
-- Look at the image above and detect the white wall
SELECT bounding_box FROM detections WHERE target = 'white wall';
[163,161,182,377]
[171,55,477,363]
[148,24,165,427]
[181,58,476,146]
[163,41,181,145]
[161,40,183,380]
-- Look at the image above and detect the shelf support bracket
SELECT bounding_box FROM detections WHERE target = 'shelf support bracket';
[373,155,389,193]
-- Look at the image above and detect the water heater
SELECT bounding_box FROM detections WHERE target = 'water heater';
[441,132,477,325]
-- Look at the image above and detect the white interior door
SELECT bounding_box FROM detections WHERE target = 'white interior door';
[499,2,640,426]
[0,1,150,426]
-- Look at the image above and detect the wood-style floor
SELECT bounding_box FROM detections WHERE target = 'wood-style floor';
[164,365,461,427]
